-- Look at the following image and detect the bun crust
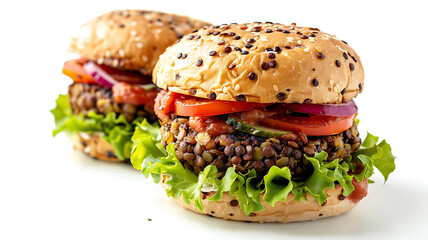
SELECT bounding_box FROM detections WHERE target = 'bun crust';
[170,184,360,223]
[68,133,121,162]
[154,23,364,103]
[69,10,210,75]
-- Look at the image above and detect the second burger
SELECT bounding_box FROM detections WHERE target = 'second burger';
[51,10,210,162]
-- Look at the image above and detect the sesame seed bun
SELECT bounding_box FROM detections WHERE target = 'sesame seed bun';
[69,10,211,75]
[68,133,121,162]
[168,183,360,223]
[153,23,364,103]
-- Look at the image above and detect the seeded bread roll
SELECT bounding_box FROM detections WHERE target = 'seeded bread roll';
[154,23,364,104]
[68,133,121,162]
[169,183,360,223]
[69,10,210,75]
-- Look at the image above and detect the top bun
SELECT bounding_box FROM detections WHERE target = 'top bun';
[69,10,210,75]
[153,23,364,104]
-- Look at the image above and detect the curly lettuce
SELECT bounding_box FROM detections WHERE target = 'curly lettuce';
[51,94,154,160]
[131,121,396,215]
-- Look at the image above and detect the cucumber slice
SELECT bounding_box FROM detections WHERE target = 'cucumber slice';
[225,115,292,138]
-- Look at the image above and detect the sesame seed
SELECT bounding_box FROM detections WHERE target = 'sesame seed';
[234,47,242,52]
[268,52,275,59]
[237,94,247,101]
[247,38,256,43]
[118,24,125,28]
[301,35,309,39]
[312,68,316,71]
[228,63,236,70]
[317,52,325,59]
[335,60,341,67]
[343,52,349,60]
[282,30,290,33]
[252,28,260,32]
[312,79,319,86]
[196,59,203,66]
[265,29,273,33]
[181,54,187,59]
[175,73,180,80]
[266,47,273,52]
[273,84,279,91]
[261,62,269,70]
[213,31,220,35]
[268,60,277,68]
[309,33,316,37]
[349,63,355,71]
[342,40,348,44]
[350,54,358,62]
[277,92,286,101]
[234,35,241,40]
[218,40,226,45]
[194,35,201,40]
[358,83,362,91]
[208,92,217,100]
[241,50,249,55]
[177,53,182,59]
[248,72,257,80]
[274,46,281,53]
[119,49,125,57]
[188,35,194,40]
[224,46,232,53]
[341,88,346,95]
[209,51,217,56]
[284,45,291,49]
[189,88,196,95]
[229,32,236,36]
[245,43,253,48]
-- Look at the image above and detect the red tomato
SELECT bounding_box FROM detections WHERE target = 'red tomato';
[154,90,180,121]
[112,82,158,109]
[63,59,152,85]
[348,178,368,202]
[189,116,234,137]
[259,114,356,136]
[62,59,97,84]
[98,64,152,85]
[174,98,270,117]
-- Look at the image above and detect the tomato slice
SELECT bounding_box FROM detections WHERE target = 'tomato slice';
[260,113,356,136]
[98,64,152,85]
[154,90,181,121]
[174,97,270,117]
[62,59,97,84]
[62,59,152,85]
[112,82,158,108]
[348,178,368,202]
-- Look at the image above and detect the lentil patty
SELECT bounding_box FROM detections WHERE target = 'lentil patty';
[68,83,157,123]
[160,115,361,178]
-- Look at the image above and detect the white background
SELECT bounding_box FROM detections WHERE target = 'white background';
[1,0,427,239]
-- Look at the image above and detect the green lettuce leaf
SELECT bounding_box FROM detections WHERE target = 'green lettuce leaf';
[131,119,396,215]
[50,94,153,160]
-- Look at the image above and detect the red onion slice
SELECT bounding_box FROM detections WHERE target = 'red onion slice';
[83,61,119,89]
[277,100,358,117]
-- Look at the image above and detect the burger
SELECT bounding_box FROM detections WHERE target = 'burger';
[51,10,210,162]
[131,22,396,222]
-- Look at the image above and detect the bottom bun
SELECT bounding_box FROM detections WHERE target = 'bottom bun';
[167,182,360,223]
[67,133,121,162]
